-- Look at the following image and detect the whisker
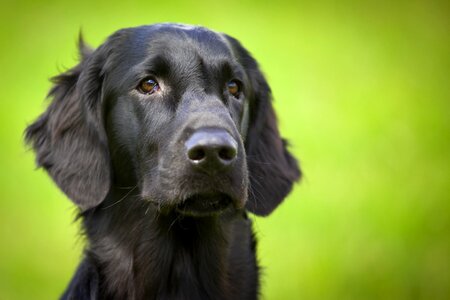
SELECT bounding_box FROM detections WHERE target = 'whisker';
[102,185,137,210]
[168,214,182,233]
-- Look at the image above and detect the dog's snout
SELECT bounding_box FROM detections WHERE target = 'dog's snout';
[185,128,238,172]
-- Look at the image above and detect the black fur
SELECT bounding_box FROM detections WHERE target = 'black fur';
[25,24,300,300]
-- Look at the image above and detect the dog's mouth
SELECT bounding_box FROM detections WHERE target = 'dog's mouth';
[176,193,233,216]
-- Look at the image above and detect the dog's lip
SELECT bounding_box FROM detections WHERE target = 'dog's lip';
[175,192,233,216]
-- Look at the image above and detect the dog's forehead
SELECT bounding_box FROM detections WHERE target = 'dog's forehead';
[133,25,234,64]
[104,25,242,90]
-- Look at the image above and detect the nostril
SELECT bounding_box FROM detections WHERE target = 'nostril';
[218,146,237,161]
[188,147,206,161]
[185,128,238,170]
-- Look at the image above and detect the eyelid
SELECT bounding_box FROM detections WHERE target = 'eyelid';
[137,73,157,83]
[228,78,244,92]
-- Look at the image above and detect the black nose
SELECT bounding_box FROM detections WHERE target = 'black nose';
[185,128,238,172]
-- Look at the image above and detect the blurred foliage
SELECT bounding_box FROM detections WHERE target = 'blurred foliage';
[0,0,449,299]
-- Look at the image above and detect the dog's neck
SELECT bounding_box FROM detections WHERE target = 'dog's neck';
[82,188,243,299]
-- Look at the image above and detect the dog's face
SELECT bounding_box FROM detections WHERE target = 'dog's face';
[26,24,300,217]
[105,25,248,215]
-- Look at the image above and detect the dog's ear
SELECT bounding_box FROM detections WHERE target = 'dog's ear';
[225,35,301,216]
[25,37,111,211]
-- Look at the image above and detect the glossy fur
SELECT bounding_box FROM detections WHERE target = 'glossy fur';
[25,24,300,300]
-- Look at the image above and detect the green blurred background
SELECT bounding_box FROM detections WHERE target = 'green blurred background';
[1,0,449,299]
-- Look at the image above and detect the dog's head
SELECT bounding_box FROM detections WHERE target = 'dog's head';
[25,24,300,217]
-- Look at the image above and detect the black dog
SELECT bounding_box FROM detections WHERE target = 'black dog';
[25,24,300,300]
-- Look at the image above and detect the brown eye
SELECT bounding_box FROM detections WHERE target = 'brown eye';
[138,77,160,94]
[227,80,241,98]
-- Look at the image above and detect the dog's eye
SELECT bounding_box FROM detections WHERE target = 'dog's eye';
[227,80,241,98]
[137,78,160,95]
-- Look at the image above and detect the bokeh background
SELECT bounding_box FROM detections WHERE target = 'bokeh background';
[1,0,449,299]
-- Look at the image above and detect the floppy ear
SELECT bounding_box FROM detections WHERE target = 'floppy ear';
[25,37,111,211]
[225,35,301,216]
[245,71,301,216]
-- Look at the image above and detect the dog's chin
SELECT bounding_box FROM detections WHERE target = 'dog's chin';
[175,193,234,217]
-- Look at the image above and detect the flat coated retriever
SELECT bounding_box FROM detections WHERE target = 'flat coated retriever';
[25,23,300,300]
